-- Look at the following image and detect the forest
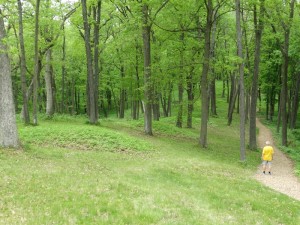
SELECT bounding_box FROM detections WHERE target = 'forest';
[1,0,300,223]
[1,0,300,154]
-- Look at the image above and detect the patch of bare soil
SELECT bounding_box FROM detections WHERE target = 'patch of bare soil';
[254,118,300,201]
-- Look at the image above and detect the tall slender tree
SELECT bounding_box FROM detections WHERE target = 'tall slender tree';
[235,0,246,161]
[199,0,213,148]
[81,0,97,124]
[249,0,265,150]
[142,3,153,135]
[33,0,41,125]
[0,11,19,148]
[140,0,170,135]
[176,32,185,128]
[279,0,295,146]
[93,0,102,121]
[17,0,30,124]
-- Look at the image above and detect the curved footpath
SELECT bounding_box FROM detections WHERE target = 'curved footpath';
[254,118,300,201]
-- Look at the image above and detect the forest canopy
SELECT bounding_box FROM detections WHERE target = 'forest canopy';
[0,0,300,153]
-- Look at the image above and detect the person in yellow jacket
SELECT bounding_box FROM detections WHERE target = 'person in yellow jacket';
[262,141,274,175]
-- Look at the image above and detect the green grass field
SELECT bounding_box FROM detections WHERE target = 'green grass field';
[1,112,300,225]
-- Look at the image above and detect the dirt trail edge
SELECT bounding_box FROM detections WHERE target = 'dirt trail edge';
[254,118,300,201]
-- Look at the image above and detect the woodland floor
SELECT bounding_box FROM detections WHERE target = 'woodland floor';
[254,118,300,201]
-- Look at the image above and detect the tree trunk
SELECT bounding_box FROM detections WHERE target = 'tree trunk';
[176,32,184,128]
[142,4,152,135]
[119,65,125,119]
[187,64,195,128]
[249,0,265,150]
[290,72,300,129]
[132,43,140,120]
[209,12,217,116]
[222,78,226,98]
[45,49,55,117]
[33,0,41,125]
[277,91,281,133]
[280,0,295,146]
[0,13,19,147]
[280,61,288,146]
[209,79,217,116]
[161,82,172,117]
[199,0,213,148]
[235,0,246,161]
[81,0,97,124]
[152,89,160,121]
[93,1,101,121]
[227,74,238,126]
[226,74,230,103]
[61,23,66,113]
[245,91,250,123]
[266,91,270,120]
[17,0,30,124]
[71,76,76,115]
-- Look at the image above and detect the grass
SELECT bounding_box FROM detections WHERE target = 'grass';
[1,112,300,225]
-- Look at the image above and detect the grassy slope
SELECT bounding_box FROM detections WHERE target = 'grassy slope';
[1,112,299,225]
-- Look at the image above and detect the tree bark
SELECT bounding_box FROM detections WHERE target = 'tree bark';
[249,0,265,150]
[0,13,19,147]
[209,79,217,116]
[199,0,213,148]
[209,11,217,116]
[227,74,238,126]
[187,62,195,128]
[71,76,76,115]
[132,42,140,120]
[176,32,185,128]
[119,65,125,119]
[93,1,101,121]
[142,4,153,135]
[61,23,66,113]
[33,0,41,125]
[17,0,30,124]
[161,82,172,117]
[152,89,160,121]
[235,0,246,161]
[45,49,55,117]
[290,72,300,129]
[81,0,97,124]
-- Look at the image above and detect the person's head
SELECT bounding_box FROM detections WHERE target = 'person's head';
[266,141,271,145]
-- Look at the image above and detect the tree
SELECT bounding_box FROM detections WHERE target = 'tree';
[17,0,30,124]
[142,3,153,135]
[199,0,213,148]
[33,0,41,125]
[0,11,19,148]
[140,0,170,135]
[249,0,265,150]
[45,49,55,117]
[81,0,98,124]
[279,0,295,146]
[235,0,246,161]
[266,0,296,146]
[93,0,101,122]
[44,0,56,117]
[176,32,185,128]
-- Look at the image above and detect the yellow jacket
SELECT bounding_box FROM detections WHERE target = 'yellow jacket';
[262,146,274,161]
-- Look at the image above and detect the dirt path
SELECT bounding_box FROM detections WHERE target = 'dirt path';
[254,118,300,201]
